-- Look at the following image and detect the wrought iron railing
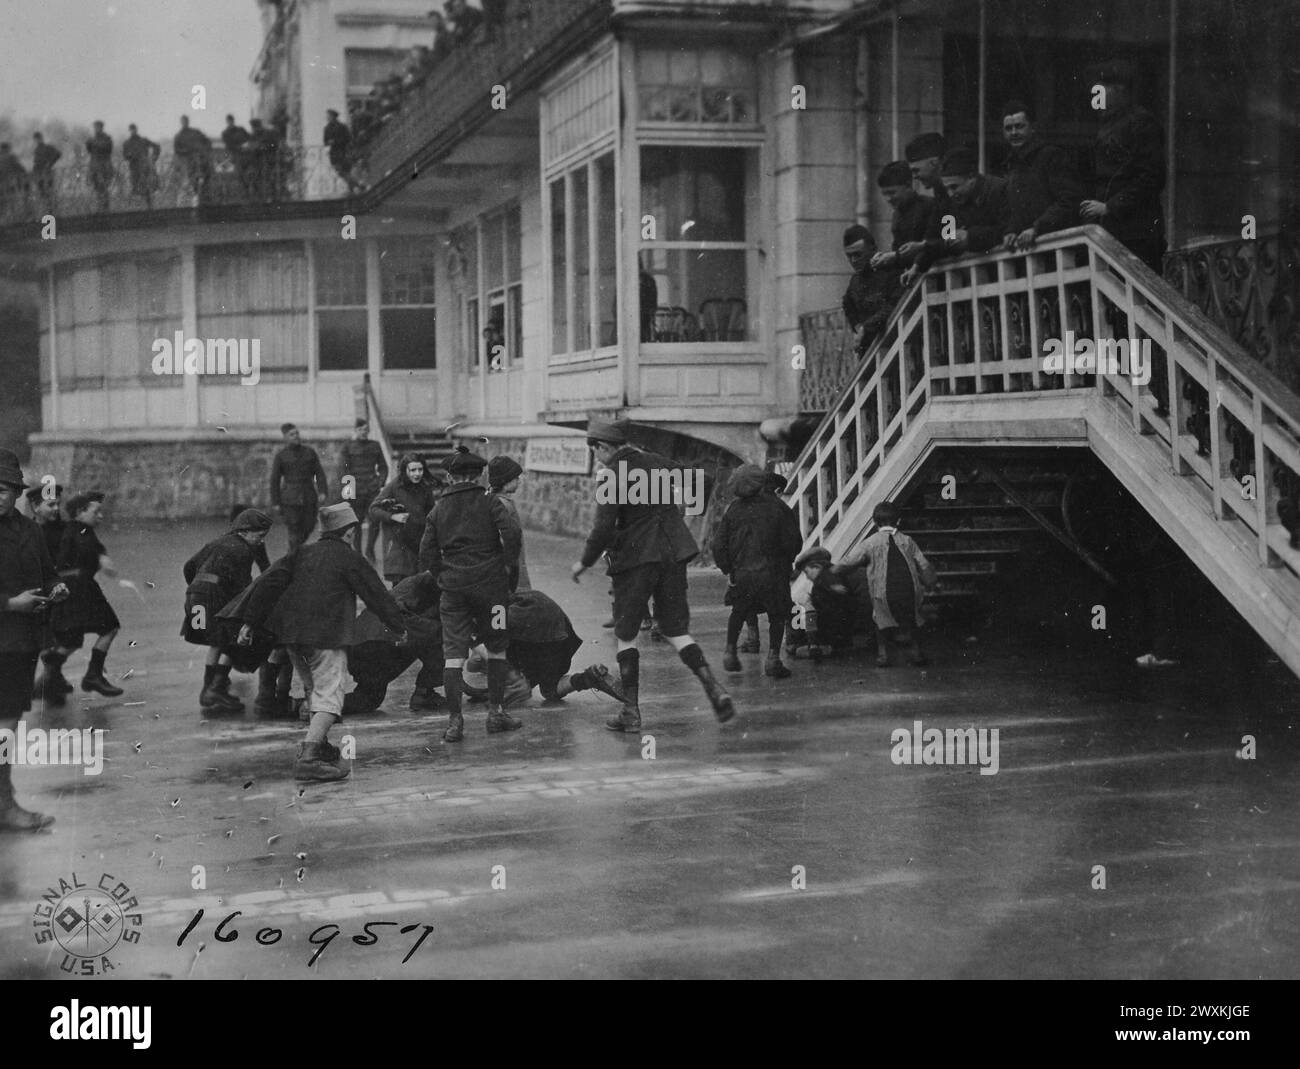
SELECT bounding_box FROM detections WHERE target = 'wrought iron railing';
[788,225,1300,591]
[359,0,611,184]
[797,307,859,413]
[1163,232,1300,394]
[0,145,352,224]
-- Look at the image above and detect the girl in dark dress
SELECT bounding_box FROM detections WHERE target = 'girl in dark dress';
[181,508,273,713]
[48,491,124,697]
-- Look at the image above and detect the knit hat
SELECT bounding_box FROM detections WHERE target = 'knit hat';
[940,147,979,177]
[443,445,488,475]
[586,418,628,446]
[488,455,523,490]
[904,132,946,163]
[232,508,273,533]
[877,160,913,187]
[318,502,359,534]
[843,224,873,250]
[0,449,28,490]
[795,546,832,570]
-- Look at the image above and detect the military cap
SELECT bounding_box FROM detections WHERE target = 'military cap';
[940,147,979,177]
[877,160,913,187]
[904,132,947,163]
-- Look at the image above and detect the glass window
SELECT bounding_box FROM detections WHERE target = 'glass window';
[379,239,436,369]
[637,45,756,126]
[548,151,618,357]
[315,243,367,370]
[640,147,755,344]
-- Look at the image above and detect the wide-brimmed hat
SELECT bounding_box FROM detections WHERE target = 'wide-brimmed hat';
[0,449,29,490]
[232,508,273,533]
[586,418,628,446]
[319,502,359,534]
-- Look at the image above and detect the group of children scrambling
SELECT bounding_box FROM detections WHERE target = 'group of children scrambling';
[712,474,938,674]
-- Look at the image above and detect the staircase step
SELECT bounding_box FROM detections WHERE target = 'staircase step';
[924,548,1021,559]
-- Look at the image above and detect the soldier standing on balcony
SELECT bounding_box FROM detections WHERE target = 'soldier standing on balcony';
[571,420,736,732]
[173,116,213,204]
[905,132,949,213]
[903,148,1009,284]
[221,115,251,196]
[323,109,360,193]
[338,419,388,562]
[122,125,160,209]
[446,0,484,46]
[1080,59,1167,273]
[270,423,329,555]
[31,133,60,214]
[0,143,28,222]
[1000,99,1084,252]
[871,160,935,275]
[85,121,114,212]
[841,224,901,358]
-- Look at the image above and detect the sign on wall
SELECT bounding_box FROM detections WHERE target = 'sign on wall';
[524,437,592,475]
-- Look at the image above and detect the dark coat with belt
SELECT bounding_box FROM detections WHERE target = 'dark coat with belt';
[50,522,119,635]
[418,481,521,592]
[917,175,1010,270]
[338,439,387,499]
[1005,137,1084,236]
[269,443,328,507]
[370,471,439,579]
[0,511,57,654]
[712,467,803,614]
[180,532,268,645]
[266,534,405,648]
[579,445,699,575]
[1092,105,1166,248]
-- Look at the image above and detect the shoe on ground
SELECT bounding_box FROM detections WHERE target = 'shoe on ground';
[0,803,55,832]
[82,672,124,698]
[442,713,464,742]
[1135,652,1180,668]
[792,645,831,660]
[409,688,444,712]
[764,657,792,679]
[722,649,742,672]
[294,741,349,782]
[738,637,761,654]
[605,705,641,733]
[583,664,627,704]
[486,707,523,734]
[201,684,244,711]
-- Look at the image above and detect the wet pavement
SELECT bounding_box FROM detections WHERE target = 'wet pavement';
[1,521,1298,980]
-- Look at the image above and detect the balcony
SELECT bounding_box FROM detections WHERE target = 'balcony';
[356,0,612,192]
[0,145,352,230]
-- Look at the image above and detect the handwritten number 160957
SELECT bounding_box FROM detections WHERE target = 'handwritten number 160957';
[177,908,435,967]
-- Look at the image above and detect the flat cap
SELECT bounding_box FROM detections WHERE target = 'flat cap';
[232,508,273,533]
[795,546,833,570]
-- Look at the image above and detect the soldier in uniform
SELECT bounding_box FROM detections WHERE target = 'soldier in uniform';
[1080,59,1167,272]
[418,446,523,742]
[0,450,67,831]
[270,422,329,554]
[1000,99,1084,251]
[337,419,388,562]
[571,420,735,731]
[871,160,936,274]
[181,508,273,713]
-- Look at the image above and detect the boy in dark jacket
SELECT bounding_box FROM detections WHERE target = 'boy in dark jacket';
[49,491,124,698]
[571,420,734,730]
[181,508,272,714]
[713,464,803,678]
[267,503,407,780]
[418,446,522,742]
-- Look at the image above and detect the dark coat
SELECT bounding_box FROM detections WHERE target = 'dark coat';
[371,471,439,579]
[1005,138,1084,236]
[269,443,328,507]
[0,511,58,654]
[212,553,294,669]
[578,445,699,574]
[36,517,64,564]
[891,194,935,255]
[323,119,351,164]
[917,175,1010,270]
[712,467,802,614]
[32,143,61,174]
[1092,105,1166,247]
[266,535,405,648]
[338,439,387,499]
[418,482,521,592]
[50,523,119,636]
[180,532,268,645]
[351,570,441,652]
[842,268,901,353]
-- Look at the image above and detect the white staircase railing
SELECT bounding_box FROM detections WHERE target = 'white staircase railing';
[787,223,1300,621]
